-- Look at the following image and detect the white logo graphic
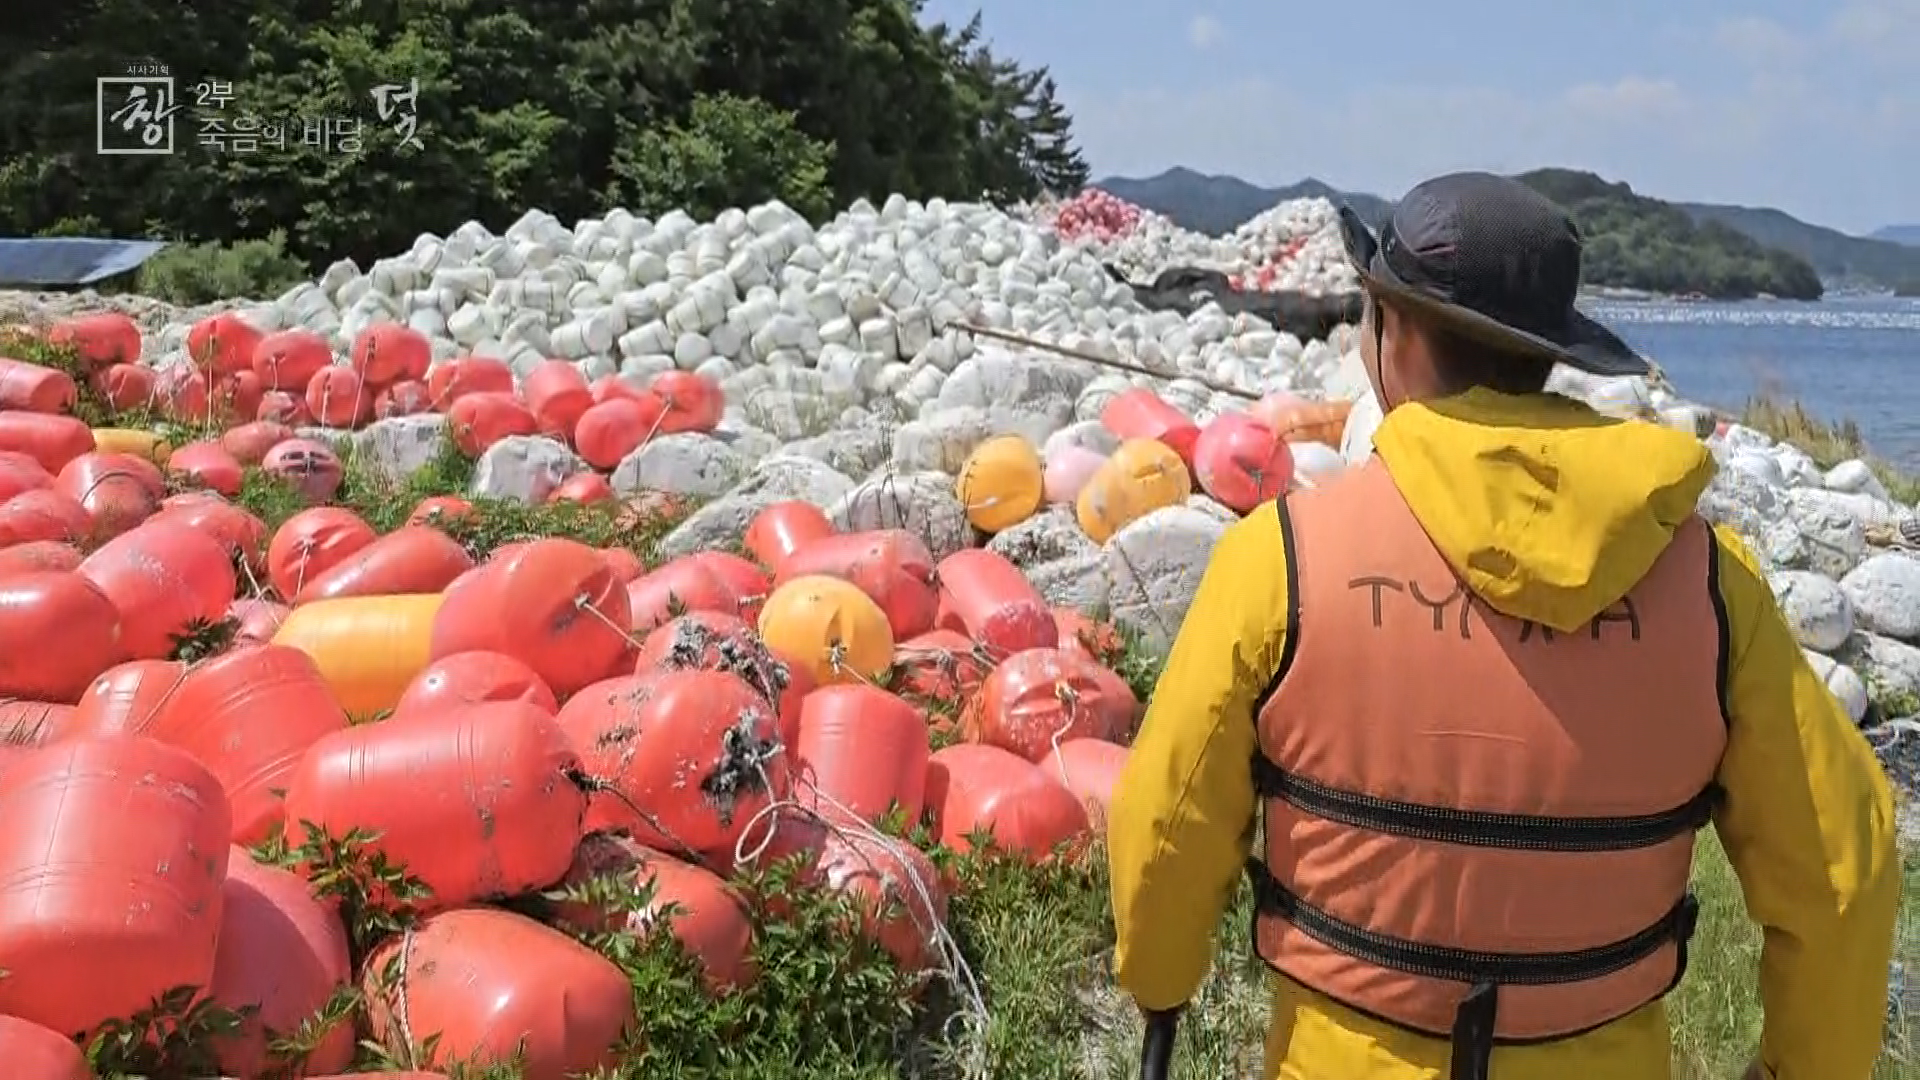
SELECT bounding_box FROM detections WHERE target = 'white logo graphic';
[97,76,183,155]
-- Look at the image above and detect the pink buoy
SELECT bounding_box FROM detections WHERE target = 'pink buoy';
[262,438,344,504]
[1193,412,1293,512]
[1043,446,1107,505]
[1099,389,1199,467]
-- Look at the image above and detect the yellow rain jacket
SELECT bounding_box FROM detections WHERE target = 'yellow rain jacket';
[1108,389,1902,1079]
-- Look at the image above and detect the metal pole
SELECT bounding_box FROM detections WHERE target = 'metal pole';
[941,321,1264,402]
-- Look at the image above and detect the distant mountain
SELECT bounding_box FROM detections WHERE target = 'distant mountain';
[1872,225,1920,247]
[1676,203,1920,288]
[1091,167,1392,235]
[1091,166,1824,300]
[1093,167,1920,293]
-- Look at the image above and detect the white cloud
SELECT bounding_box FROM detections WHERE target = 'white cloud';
[1187,15,1221,50]
[1713,4,1920,68]
[1562,77,1687,121]
[1711,16,1804,66]
[1829,0,1920,65]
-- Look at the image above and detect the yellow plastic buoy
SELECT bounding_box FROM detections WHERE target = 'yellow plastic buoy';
[955,435,1044,533]
[757,574,894,687]
[272,593,444,718]
[1076,437,1192,543]
[90,427,172,464]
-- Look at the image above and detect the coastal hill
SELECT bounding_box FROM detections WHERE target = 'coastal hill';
[1094,167,1824,301]
[1674,205,1920,288]
[1870,225,1920,248]
[1094,168,1392,235]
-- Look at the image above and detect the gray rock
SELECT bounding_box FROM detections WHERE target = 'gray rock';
[294,426,354,453]
[891,405,1066,474]
[1719,423,1775,452]
[1842,552,1920,642]
[711,419,780,464]
[1771,570,1855,653]
[350,415,450,484]
[1785,489,1871,578]
[732,454,856,507]
[1104,506,1228,656]
[1802,487,1908,531]
[932,349,1095,411]
[1724,450,1785,489]
[780,425,896,479]
[1825,459,1891,502]
[1771,442,1824,488]
[1026,552,1113,613]
[1757,520,1811,571]
[986,506,1098,568]
[828,470,973,560]
[653,494,771,559]
[469,435,586,503]
[1805,649,1871,724]
[1074,374,1133,422]
[611,433,745,498]
[1696,466,1783,542]
[738,387,838,441]
[1838,631,1920,715]
[1184,494,1239,523]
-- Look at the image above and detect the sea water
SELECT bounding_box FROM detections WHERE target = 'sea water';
[1584,296,1920,471]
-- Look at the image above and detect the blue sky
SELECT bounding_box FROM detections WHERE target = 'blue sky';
[917,0,1919,235]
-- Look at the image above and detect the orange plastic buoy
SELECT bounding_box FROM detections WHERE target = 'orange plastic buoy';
[955,435,1044,532]
[251,329,334,391]
[0,738,232,1037]
[1192,411,1293,512]
[744,500,834,571]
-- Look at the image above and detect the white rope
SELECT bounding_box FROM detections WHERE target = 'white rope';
[728,765,992,1080]
[575,593,1001,1080]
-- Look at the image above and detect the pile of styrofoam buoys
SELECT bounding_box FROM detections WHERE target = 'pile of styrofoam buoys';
[1044,189,1151,244]
[1026,194,1246,282]
[20,189,1920,753]
[1223,199,1361,295]
[1029,193,1361,297]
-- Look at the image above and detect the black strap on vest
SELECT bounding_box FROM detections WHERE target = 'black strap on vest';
[1246,860,1700,1080]
[1251,756,1721,852]
[1247,758,1716,1080]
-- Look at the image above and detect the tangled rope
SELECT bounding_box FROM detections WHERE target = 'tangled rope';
[574,595,997,1078]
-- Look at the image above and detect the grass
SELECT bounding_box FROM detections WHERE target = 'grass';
[1734,394,1920,505]
[11,330,1918,1077]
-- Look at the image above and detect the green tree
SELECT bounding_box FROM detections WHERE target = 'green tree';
[610,92,833,221]
[0,0,1091,271]
[1520,169,1824,300]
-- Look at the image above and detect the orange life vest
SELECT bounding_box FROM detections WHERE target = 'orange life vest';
[1249,460,1729,1080]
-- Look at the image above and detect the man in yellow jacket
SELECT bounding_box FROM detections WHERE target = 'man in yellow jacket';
[1107,172,1902,1080]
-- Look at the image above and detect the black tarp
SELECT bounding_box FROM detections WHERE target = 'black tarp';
[1105,262,1362,343]
[0,238,169,286]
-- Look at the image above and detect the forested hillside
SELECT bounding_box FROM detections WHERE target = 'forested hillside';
[1518,170,1824,300]
[0,0,1089,272]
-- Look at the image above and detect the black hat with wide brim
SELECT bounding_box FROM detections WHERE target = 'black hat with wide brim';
[1339,172,1651,378]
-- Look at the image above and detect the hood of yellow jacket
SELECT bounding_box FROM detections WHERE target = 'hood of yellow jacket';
[1370,389,1717,633]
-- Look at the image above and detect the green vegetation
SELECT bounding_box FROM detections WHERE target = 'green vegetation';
[1518,170,1825,301]
[6,332,1916,1080]
[80,814,1920,1077]
[1682,204,1920,290]
[1,0,1089,284]
[133,232,311,304]
[1896,280,1920,298]
[1735,394,1920,504]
